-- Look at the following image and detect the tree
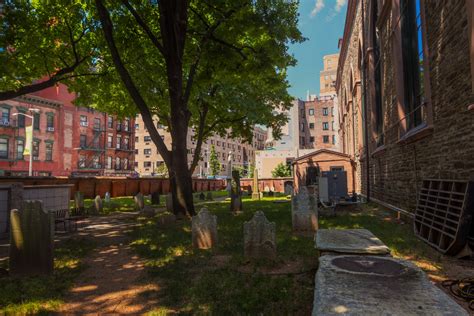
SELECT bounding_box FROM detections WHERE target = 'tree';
[248,164,255,179]
[1,1,303,217]
[271,162,291,178]
[154,163,169,177]
[232,166,247,178]
[209,145,220,177]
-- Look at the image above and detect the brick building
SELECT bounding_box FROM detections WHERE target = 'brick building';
[0,84,135,176]
[134,114,266,177]
[337,0,474,212]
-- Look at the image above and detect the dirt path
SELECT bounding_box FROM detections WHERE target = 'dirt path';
[60,213,160,314]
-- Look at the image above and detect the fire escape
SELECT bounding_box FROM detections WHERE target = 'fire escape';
[78,120,106,174]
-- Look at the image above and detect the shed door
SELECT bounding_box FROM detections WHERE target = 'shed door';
[322,171,348,200]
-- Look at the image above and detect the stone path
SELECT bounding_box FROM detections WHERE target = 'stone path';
[59,213,160,314]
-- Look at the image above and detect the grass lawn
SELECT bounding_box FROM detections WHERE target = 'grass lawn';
[130,198,450,315]
[0,238,95,314]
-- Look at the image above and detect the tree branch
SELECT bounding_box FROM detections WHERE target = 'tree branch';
[121,0,165,56]
[95,0,171,165]
[189,98,209,174]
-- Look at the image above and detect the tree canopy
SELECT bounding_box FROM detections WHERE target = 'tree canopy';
[271,162,291,177]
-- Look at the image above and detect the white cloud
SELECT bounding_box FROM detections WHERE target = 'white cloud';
[335,0,347,12]
[310,0,325,17]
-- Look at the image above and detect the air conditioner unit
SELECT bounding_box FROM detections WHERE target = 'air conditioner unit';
[0,119,10,127]
[47,127,55,132]
[80,121,88,127]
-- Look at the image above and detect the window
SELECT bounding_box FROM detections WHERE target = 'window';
[0,138,8,159]
[300,136,305,146]
[144,161,152,168]
[309,123,314,129]
[323,135,329,143]
[116,121,122,131]
[46,114,54,131]
[322,108,328,116]
[306,166,320,186]
[323,122,329,130]
[16,139,24,160]
[144,136,151,142]
[32,140,39,160]
[45,142,53,161]
[33,112,40,130]
[309,108,314,116]
[310,136,315,143]
[400,0,425,130]
[80,115,88,127]
[332,135,336,145]
[108,116,114,128]
[373,0,383,146]
[93,136,100,149]
[116,135,122,149]
[79,155,86,168]
[301,123,304,132]
[332,121,334,130]
[123,158,129,170]
[92,156,100,169]
[134,123,139,130]
[0,107,9,125]
[94,118,101,131]
[115,157,121,169]
[144,148,152,155]
[123,137,129,150]
[107,135,113,148]
[107,156,112,169]
[135,136,139,142]
[124,119,130,131]
[17,111,25,128]
[80,135,87,148]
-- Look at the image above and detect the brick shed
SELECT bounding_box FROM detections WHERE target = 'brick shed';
[292,149,355,194]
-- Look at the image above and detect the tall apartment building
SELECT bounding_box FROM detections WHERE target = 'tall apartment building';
[336,0,474,212]
[319,53,339,97]
[0,84,135,176]
[134,115,266,177]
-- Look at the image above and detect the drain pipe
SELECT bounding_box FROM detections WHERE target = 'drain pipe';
[361,0,371,202]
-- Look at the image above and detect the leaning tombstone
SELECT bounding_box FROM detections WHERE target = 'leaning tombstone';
[244,211,276,259]
[166,193,173,212]
[192,208,218,249]
[75,191,84,212]
[151,191,161,205]
[230,170,242,214]
[10,200,54,276]
[93,195,103,214]
[134,192,145,211]
[104,192,111,203]
[206,192,213,201]
[199,192,206,201]
[292,186,318,232]
[141,205,155,218]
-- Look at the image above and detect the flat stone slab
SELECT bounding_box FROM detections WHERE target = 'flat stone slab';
[313,255,467,315]
[315,229,390,255]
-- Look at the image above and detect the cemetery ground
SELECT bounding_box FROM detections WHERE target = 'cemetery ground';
[0,196,473,314]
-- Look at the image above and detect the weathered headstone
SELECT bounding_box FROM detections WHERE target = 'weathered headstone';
[252,169,261,200]
[291,186,318,232]
[141,205,155,218]
[244,211,276,259]
[156,213,176,227]
[199,192,206,201]
[75,191,84,212]
[10,201,54,276]
[134,192,145,211]
[206,192,213,201]
[192,208,217,249]
[104,191,111,203]
[284,184,293,196]
[166,193,173,212]
[151,191,161,205]
[230,170,242,214]
[93,195,103,214]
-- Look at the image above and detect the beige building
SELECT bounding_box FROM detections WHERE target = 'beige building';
[134,115,266,177]
[319,54,339,97]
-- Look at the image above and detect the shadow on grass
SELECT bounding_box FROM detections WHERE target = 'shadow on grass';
[129,197,316,314]
[0,238,96,314]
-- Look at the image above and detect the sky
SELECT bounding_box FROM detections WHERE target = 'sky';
[287,0,348,100]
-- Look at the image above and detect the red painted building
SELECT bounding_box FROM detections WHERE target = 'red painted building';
[0,84,135,177]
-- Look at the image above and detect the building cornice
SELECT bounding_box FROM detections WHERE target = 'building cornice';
[14,95,63,109]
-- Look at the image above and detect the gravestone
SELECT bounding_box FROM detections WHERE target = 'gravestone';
[192,208,218,249]
[244,211,276,259]
[291,186,318,232]
[134,193,145,211]
[252,169,262,200]
[10,201,54,276]
[93,195,103,214]
[166,193,173,212]
[104,192,111,203]
[284,184,293,196]
[230,170,242,214]
[199,192,206,201]
[141,205,155,218]
[315,229,390,255]
[75,191,84,212]
[206,192,213,201]
[151,191,160,205]
[156,213,176,227]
